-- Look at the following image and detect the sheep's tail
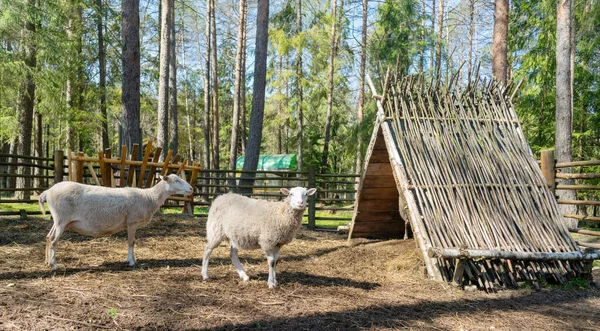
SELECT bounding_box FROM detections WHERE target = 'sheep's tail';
[38,191,47,215]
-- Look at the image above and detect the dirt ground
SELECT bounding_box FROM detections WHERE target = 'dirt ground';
[1,214,600,330]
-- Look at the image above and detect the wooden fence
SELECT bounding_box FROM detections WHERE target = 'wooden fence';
[0,147,359,230]
[540,149,600,241]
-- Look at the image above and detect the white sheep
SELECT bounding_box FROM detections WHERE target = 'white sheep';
[201,187,317,288]
[38,174,194,269]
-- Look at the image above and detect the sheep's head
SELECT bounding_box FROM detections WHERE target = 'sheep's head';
[160,174,194,196]
[280,187,317,210]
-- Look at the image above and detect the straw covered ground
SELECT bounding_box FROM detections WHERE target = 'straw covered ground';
[1,214,600,330]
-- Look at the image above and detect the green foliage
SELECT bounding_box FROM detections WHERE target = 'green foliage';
[510,0,600,160]
[369,0,423,75]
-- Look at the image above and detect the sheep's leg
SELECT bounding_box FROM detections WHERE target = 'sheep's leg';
[230,247,250,281]
[126,225,138,266]
[201,238,222,280]
[265,247,280,289]
[46,221,68,270]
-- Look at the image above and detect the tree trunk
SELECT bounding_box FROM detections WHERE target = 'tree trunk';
[277,55,283,155]
[419,0,425,73]
[321,0,338,173]
[356,0,367,177]
[430,0,436,74]
[556,0,578,229]
[65,2,82,152]
[15,0,36,200]
[203,0,211,171]
[467,0,475,78]
[239,0,269,192]
[295,0,303,171]
[435,0,444,77]
[121,0,142,155]
[157,0,171,160]
[168,0,178,155]
[211,0,219,170]
[34,110,44,190]
[181,18,194,161]
[241,20,248,156]
[492,0,508,84]
[229,0,247,186]
[97,0,109,150]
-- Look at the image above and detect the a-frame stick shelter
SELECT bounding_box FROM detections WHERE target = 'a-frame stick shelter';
[349,71,599,290]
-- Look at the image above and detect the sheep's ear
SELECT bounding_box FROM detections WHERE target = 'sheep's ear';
[307,188,317,196]
[159,175,168,182]
[280,188,290,195]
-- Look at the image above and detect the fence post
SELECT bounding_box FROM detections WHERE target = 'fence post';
[308,165,316,230]
[54,150,64,184]
[541,149,556,193]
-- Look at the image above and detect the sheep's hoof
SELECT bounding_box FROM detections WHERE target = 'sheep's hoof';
[127,261,137,267]
[202,275,209,281]
[241,275,250,282]
[268,282,277,289]
[49,264,60,271]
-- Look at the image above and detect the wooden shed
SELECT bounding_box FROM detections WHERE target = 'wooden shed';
[348,71,599,290]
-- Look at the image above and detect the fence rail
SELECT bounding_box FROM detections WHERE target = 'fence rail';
[0,149,359,231]
[540,149,600,241]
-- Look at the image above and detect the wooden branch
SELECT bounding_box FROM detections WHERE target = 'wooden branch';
[557,200,600,206]
[556,173,600,180]
[428,247,600,261]
[120,145,127,188]
[569,229,600,237]
[137,141,152,188]
[127,144,139,187]
[97,151,106,186]
[145,147,162,188]
[563,214,600,222]
[160,150,173,176]
[555,184,600,191]
[556,160,600,168]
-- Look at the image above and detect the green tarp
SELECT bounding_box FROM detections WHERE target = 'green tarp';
[236,154,297,170]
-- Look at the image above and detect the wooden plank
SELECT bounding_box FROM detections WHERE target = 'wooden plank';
[76,152,84,183]
[368,150,392,163]
[362,175,398,188]
[365,163,393,176]
[67,149,73,181]
[103,149,112,187]
[160,150,174,176]
[145,147,162,188]
[127,144,140,187]
[541,150,555,192]
[166,154,181,176]
[137,141,152,188]
[97,151,106,186]
[85,159,100,186]
[120,145,127,187]
[176,158,187,176]
[360,187,399,197]
[356,199,399,212]
[354,210,402,222]
[373,134,387,150]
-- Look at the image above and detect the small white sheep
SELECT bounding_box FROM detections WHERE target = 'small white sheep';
[38,174,194,269]
[201,187,317,288]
